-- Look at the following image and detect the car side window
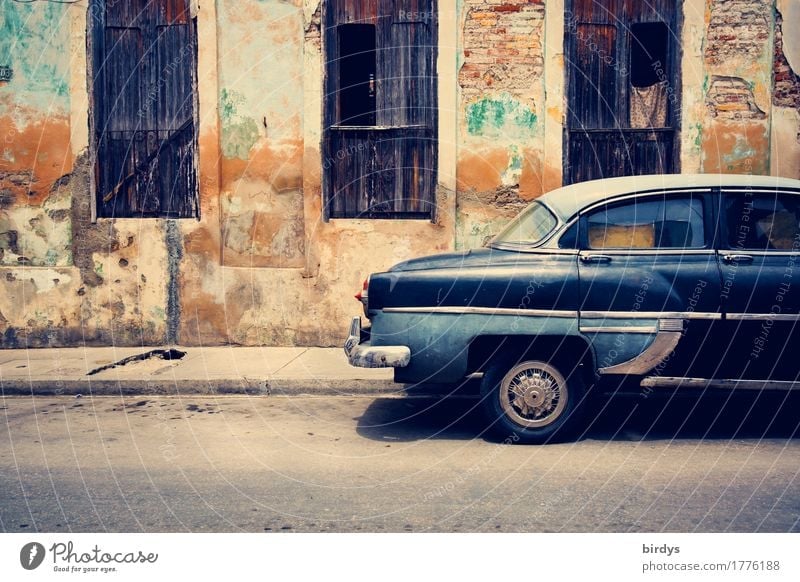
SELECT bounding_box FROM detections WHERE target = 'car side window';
[558,221,579,249]
[586,196,705,250]
[725,192,800,251]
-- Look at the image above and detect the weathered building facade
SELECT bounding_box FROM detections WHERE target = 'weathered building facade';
[0,0,799,348]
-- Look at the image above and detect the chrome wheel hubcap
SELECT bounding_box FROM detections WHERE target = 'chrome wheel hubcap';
[499,361,567,428]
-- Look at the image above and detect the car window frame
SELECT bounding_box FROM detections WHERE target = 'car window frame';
[576,190,714,252]
[557,218,580,249]
[489,200,565,251]
[719,188,800,254]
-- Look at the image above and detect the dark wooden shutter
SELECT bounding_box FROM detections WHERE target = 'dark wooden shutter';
[565,0,679,185]
[92,0,198,218]
[324,0,437,219]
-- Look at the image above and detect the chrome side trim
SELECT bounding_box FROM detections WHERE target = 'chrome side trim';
[382,306,579,318]
[641,377,800,391]
[380,307,794,323]
[581,319,683,334]
[580,249,715,256]
[583,311,798,322]
[599,330,682,375]
[580,326,657,334]
[658,319,685,332]
[582,311,721,320]
[720,188,800,195]
[490,244,580,255]
[726,313,800,321]
[718,251,800,257]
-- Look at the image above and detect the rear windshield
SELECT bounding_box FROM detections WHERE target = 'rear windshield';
[490,201,558,247]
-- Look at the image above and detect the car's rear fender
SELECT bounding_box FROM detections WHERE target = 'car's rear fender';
[378,310,586,384]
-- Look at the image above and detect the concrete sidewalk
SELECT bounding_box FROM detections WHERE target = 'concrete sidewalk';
[0,345,419,396]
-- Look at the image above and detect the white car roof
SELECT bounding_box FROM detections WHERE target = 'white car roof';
[540,174,800,220]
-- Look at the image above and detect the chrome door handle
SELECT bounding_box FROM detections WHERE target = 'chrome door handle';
[580,254,613,264]
[722,254,754,264]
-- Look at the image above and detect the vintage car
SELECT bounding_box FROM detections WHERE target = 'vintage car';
[345,174,800,443]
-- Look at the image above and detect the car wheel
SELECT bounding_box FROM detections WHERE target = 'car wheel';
[480,358,585,444]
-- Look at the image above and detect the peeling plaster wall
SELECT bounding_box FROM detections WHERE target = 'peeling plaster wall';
[1,151,170,347]
[771,2,800,179]
[216,0,306,269]
[678,1,706,174]
[0,3,171,347]
[701,0,774,174]
[456,0,547,250]
[177,0,457,347]
[0,3,73,267]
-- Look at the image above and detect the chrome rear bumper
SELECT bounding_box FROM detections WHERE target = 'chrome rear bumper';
[344,317,411,368]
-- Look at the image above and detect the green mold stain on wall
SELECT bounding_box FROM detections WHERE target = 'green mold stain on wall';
[44,249,59,266]
[219,88,260,160]
[0,2,70,115]
[502,145,523,186]
[219,88,242,125]
[466,94,538,138]
[692,123,703,151]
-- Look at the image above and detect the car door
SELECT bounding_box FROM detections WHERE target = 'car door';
[578,192,723,379]
[718,189,800,380]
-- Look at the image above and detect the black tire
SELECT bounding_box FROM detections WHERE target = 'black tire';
[479,356,586,444]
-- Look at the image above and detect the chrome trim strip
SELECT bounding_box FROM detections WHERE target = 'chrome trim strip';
[489,244,580,255]
[382,308,797,322]
[658,319,685,332]
[720,188,800,195]
[726,313,800,321]
[640,377,800,391]
[580,249,715,256]
[581,311,721,320]
[581,319,683,334]
[580,326,657,334]
[382,306,579,318]
[599,331,682,375]
[719,250,800,257]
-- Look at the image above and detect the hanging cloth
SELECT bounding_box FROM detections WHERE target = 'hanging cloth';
[629,83,668,128]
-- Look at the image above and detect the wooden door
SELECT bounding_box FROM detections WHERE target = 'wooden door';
[323,0,438,219]
[91,0,199,218]
[564,0,680,185]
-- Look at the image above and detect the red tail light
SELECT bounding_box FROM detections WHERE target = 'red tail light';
[355,277,369,314]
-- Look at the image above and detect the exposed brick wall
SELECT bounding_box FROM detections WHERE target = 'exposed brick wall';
[704,0,772,66]
[773,9,800,109]
[458,0,545,102]
[706,76,766,120]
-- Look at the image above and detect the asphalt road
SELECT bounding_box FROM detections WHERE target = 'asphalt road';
[1,392,798,533]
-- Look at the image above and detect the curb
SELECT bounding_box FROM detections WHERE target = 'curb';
[0,378,478,398]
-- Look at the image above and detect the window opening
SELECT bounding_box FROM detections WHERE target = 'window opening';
[337,24,377,126]
[629,22,669,128]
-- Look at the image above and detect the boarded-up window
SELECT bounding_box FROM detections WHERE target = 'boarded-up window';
[323,0,438,219]
[564,0,680,185]
[91,0,199,218]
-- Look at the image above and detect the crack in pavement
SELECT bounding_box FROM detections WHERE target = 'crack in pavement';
[86,349,187,376]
